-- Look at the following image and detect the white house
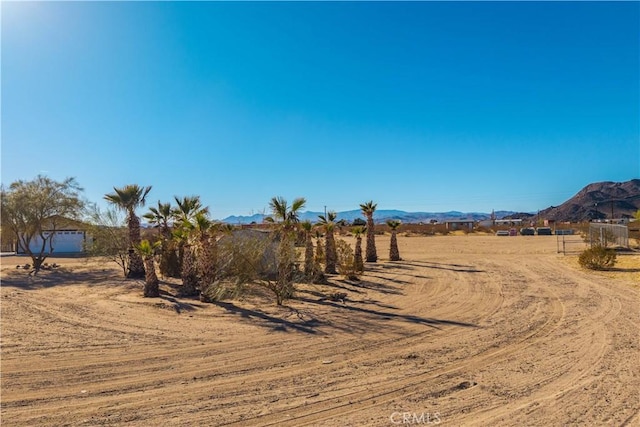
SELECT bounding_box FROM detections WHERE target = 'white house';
[17,229,88,255]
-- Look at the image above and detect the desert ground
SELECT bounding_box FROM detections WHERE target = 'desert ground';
[1,235,639,426]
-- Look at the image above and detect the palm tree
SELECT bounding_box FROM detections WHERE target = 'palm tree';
[300,220,315,278]
[192,212,219,294]
[104,184,152,278]
[387,219,402,261]
[171,195,209,276]
[360,201,378,263]
[351,226,365,273]
[173,226,199,296]
[135,239,160,297]
[143,201,180,277]
[268,196,306,229]
[318,211,338,274]
[143,201,173,239]
[172,195,209,228]
[268,196,306,303]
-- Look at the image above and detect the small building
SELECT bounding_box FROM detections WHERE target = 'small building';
[17,229,88,255]
[445,220,475,231]
[495,219,523,227]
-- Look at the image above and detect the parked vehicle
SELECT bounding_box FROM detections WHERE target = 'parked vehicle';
[520,227,536,236]
[496,230,509,236]
[536,227,553,235]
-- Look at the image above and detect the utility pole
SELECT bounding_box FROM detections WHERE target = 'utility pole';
[611,200,614,222]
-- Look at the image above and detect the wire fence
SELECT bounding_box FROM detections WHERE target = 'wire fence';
[588,223,629,249]
[556,234,587,255]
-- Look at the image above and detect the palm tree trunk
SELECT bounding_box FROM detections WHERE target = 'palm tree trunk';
[143,256,160,297]
[315,236,325,267]
[304,233,314,277]
[325,230,337,274]
[354,236,364,273]
[180,244,199,296]
[127,213,146,278]
[199,236,217,290]
[365,215,377,262]
[389,231,401,261]
[276,232,296,303]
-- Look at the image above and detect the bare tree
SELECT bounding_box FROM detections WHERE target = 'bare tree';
[84,205,130,277]
[1,175,85,274]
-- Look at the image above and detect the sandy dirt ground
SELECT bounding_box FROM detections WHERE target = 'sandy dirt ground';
[1,235,639,426]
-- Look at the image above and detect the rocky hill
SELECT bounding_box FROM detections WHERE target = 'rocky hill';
[539,179,640,222]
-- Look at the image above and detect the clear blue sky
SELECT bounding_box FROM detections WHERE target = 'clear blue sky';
[2,1,638,220]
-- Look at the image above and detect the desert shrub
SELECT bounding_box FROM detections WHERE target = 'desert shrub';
[578,245,617,270]
[200,280,246,302]
[214,230,300,305]
[335,239,358,280]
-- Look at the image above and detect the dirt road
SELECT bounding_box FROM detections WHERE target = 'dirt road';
[1,236,638,426]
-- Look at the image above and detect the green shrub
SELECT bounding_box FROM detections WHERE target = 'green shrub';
[578,245,617,270]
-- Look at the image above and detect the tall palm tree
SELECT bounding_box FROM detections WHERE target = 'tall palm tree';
[143,201,180,277]
[300,220,315,278]
[318,211,338,274]
[104,184,152,278]
[135,239,160,297]
[387,219,402,261]
[360,201,378,263]
[352,226,365,273]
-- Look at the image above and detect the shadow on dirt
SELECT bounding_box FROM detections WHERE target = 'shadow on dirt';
[1,268,125,290]
[158,291,202,313]
[340,277,405,295]
[395,260,485,273]
[212,301,324,334]
[608,267,640,273]
[295,296,477,330]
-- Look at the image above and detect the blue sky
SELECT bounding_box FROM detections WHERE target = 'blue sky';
[2,1,638,220]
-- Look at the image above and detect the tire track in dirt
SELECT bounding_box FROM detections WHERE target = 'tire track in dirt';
[448,258,638,426]
[2,239,637,426]
[2,266,473,424]
[2,258,498,425]
[220,260,566,426]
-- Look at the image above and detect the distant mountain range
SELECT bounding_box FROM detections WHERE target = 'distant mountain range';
[221,180,640,225]
[222,210,520,225]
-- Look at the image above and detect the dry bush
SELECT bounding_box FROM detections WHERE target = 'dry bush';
[335,239,358,280]
[201,231,273,302]
[210,230,300,305]
[578,245,617,270]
